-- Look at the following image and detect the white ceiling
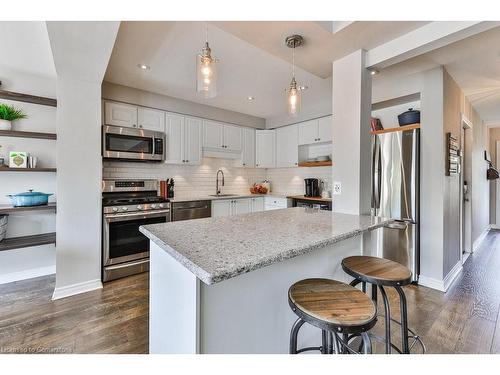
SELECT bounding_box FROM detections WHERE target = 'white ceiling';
[378,26,500,124]
[104,21,428,120]
[0,21,56,79]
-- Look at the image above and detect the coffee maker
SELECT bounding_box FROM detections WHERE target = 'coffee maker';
[304,178,320,197]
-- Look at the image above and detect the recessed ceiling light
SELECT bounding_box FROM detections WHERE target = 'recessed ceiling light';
[247,96,255,101]
[369,69,380,76]
[137,64,150,70]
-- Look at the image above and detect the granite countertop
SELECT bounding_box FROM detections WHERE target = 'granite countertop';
[168,192,290,203]
[140,208,391,285]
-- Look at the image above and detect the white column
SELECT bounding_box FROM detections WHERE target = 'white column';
[332,50,372,215]
[47,21,120,299]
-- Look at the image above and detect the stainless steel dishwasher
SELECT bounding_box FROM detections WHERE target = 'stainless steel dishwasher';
[171,200,212,221]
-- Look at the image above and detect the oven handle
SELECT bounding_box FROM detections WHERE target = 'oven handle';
[104,209,171,222]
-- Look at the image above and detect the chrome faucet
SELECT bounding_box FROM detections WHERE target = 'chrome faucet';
[216,169,225,196]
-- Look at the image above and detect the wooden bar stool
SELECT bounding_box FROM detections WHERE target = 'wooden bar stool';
[341,256,425,354]
[288,278,377,354]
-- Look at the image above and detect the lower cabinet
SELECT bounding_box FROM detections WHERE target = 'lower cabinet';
[264,196,291,211]
[211,197,264,217]
[250,197,264,212]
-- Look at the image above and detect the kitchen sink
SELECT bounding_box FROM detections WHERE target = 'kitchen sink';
[209,194,238,197]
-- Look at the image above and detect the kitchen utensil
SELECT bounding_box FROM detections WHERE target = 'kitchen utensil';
[0,214,8,242]
[398,108,420,126]
[7,189,53,207]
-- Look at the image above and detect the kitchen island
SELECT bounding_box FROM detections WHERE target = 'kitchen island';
[140,208,391,354]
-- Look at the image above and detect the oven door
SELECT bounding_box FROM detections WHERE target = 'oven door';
[102,125,164,161]
[103,209,170,266]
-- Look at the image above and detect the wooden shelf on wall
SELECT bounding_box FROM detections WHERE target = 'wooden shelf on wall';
[371,123,420,135]
[0,202,56,215]
[0,89,57,107]
[298,161,332,168]
[0,232,56,252]
[0,130,57,140]
[0,167,56,172]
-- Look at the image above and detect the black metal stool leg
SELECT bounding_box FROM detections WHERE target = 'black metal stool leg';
[290,318,305,354]
[360,332,372,354]
[395,285,410,354]
[362,281,366,293]
[328,332,334,354]
[321,330,328,354]
[379,285,392,354]
[332,332,341,354]
[371,284,377,304]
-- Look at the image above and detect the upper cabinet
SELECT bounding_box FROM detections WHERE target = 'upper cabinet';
[298,116,332,145]
[165,113,202,165]
[104,101,138,128]
[255,130,275,168]
[138,107,165,131]
[276,124,299,168]
[202,120,242,154]
[235,127,255,168]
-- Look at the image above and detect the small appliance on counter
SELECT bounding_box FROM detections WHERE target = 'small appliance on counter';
[304,178,320,197]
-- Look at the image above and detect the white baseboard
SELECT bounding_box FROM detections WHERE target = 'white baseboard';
[418,261,462,293]
[52,278,102,300]
[472,226,491,252]
[0,265,56,285]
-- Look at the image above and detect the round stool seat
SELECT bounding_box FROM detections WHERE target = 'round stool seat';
[342,256,412,286]
[288,278,377,332]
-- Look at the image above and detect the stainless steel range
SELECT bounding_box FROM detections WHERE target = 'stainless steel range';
[102,179,170,282]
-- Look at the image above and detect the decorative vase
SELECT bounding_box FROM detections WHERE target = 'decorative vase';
[0,119,12,130]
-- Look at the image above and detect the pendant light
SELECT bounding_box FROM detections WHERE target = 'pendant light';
[285,35,306,117]
[196,24,218,98]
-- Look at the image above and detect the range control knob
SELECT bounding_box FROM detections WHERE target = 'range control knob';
[121,206,128,212]
[136,205,143,210]
[112,207,118,212]
[151,204,157,209]
[158,203,164,208]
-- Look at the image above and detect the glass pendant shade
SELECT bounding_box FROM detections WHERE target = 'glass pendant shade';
[287,78,301,117]
[196,42,217,98]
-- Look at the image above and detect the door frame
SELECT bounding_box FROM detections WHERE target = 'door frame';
[460,113,473,264]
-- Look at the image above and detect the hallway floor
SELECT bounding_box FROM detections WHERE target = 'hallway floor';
[1,230,500,354]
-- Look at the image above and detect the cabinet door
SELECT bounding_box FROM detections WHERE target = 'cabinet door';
[250,197,264,212]
[203,120,224,150]
[212,200,232,217]
[104,101,138,128]
[138,107,165,131]
[165,113,184,164]
[233,198,251,215]
[184,117,202,165]
[223,125,242,152]
[318,115,332,143]
[276,124,298,168]
[298,119,318,145]
[239,127,255,168]
[255,130,276,168]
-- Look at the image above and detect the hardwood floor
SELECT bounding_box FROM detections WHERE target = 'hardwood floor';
[1,230,500,354]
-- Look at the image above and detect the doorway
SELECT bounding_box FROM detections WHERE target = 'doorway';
[460,114,473,262]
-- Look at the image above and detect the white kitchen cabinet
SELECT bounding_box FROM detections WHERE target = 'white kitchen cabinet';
[250,197,264,212]
[212,200,232,217]
[264,196,291,211]
[298,116,332,145]
[233,198,251,215]
[104,101,138,128]
[276,124,299,168]
[165,114,202,165]
[255,130,276,168]
[235,127,255,168]
[203,120,224,150]
[224,125,242,152]
[318,115,332,143]
[138,107,165,131]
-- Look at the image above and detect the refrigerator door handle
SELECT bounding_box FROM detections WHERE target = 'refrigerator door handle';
[372,136,382,211]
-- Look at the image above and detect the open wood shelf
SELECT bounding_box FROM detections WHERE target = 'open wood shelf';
[298,161,332,168]
[0,129,57,140]
[371,123,420,135]
[0,167,56,172]
[0,89,57,107]
[0,232,56,252]
[0,202,56,215]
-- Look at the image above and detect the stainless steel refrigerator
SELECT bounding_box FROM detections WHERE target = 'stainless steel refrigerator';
[371,128,420,282]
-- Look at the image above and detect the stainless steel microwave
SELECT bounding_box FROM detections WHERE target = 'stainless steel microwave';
[102,125,165,162]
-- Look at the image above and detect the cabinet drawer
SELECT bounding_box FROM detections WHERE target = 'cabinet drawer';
[264,196,288,208]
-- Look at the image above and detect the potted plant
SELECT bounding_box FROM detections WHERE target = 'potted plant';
[0,103,27,131]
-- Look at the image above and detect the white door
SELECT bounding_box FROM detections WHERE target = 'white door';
[184,117,202,165]
[165,113,184,164]
[233,199,251,215]
[203,120,224,150]
[250,197,264,212]
[104,101,138,128]
[237,127,255,168]
[276,124,298,168]
[256,130,276,168]
[317,116,332,143]
[224,125,242,152]
[138,107,165,131]
[212,200,232,217]
[298,119,318,145]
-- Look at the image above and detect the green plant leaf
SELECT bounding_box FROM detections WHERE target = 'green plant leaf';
[0,103,28,121]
